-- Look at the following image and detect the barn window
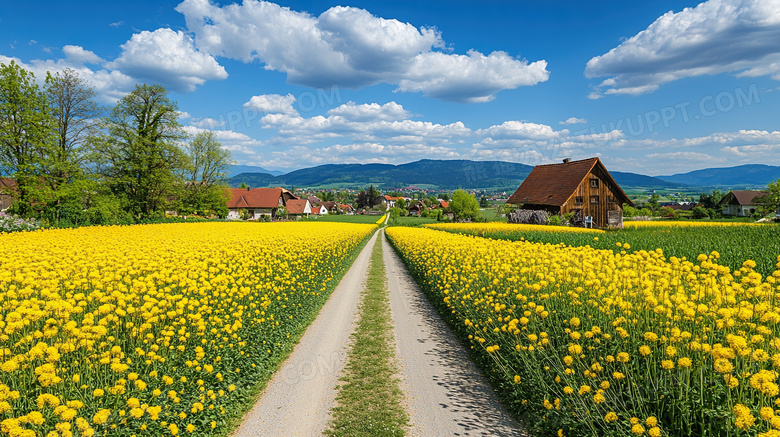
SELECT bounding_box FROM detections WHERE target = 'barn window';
[608,196,615,204]
[575,196,583,205]
[590,196,599,204]
[590,179,599,188]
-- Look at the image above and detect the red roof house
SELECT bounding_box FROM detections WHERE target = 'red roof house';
[227,187,298,219]
[718,190,767,216]
[507,157,632,228]
[285,199,312,219]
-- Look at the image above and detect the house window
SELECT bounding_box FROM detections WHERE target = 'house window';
[608,196,615,204]
[590,179,599,188]
[590,196,599,205]
[575,196,583,206]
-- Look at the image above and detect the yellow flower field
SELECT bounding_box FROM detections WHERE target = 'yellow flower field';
[387,226,780,436]
[0,222,374,436]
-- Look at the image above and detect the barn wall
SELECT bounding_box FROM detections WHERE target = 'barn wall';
[561,167,623,227]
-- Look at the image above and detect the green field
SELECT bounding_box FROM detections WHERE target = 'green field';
[429,223,780,277]
[386,216,438,227]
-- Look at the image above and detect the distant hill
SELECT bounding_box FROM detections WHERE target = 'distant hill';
[657,164,780,188]
[228,159,678,190]
[611,171,684,188]
[228,165,284,177]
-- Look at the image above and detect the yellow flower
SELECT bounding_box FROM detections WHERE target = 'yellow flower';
[605,412,618,423]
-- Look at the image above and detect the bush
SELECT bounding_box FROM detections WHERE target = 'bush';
[0,211,42,232]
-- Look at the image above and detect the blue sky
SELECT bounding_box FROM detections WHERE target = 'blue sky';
[2,0,779,175]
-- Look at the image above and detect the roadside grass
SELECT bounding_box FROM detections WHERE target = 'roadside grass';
[326,234,409,437]
[303,214,383,224]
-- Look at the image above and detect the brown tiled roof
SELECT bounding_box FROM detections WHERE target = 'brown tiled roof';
[439,201,449,208]
[228,187,292,209]
[322,201,338,210]
[286,199,310,215]
[0,178,16,189]
[719,190,767,206]
[507,157,631,207]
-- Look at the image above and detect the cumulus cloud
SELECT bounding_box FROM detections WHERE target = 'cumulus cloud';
[476,120,563,140]
[0,53,135,103]
[586,0,780,96]
[175,0,548,102]
[109,28,227,93]
[63,45,103,65]
[243,93,297,115]
[326,101,410,121]
[559,117,587,125]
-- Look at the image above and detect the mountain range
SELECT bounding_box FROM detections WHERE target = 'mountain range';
[227,160,780,191]
[657,164,780,188]
[228,160,693,190]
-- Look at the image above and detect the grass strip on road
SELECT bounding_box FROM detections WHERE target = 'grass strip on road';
[326,233,409,437]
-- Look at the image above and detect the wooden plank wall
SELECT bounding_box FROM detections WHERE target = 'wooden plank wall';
[561,166,623,228]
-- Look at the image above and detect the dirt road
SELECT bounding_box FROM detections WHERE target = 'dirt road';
[233,229,525,436]
[382,231,525,437]
[232,231,378,437]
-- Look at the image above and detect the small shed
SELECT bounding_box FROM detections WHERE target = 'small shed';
[506,157,633,228]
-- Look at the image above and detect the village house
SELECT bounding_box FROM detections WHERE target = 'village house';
[507,157,633,228]
[718,190,767,216]
[227,187,298,219]
[285,199,312,219]
[0,178,16,210]
[310,203,328,215]
[340,204,355,215]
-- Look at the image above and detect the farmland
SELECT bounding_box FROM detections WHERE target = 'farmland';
[386,224,780,436]
[0,222,374,436]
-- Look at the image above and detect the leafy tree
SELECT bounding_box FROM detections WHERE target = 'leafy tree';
[757,179,780,217]
[396,198,407,210]
[647,193,660,211]
[180,131,232,215]
[698,190,723,209]
[659,206,674,217]
[691,205,710,219]
[450,189,479,221]
[0,61,56,216]
[40,68,103,223]
[479,196,489,208]
[441,193,449,202]
[93,84,186,219]
[356,185,381,208]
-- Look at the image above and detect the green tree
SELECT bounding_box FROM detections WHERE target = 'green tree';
[0,61,56,216]
[396,198,407,210]
[41,68,103,223]
[93,84,186,219]
[450,189,479,221]
[758,179,780,216]
[180,131,232,216]
[479,195,489,208]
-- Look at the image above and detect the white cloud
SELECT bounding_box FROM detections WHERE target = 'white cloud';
[243,93,297,115]
[63,45,103,65]
[326,101,410,121]
[559,117,587,125]
[175,0,548,102]
[190,117,226,128]
[586,0,780,96]
[0,53,135,103]
[398,51,549,103]
[109,28,227,92]
[476,120,563,140]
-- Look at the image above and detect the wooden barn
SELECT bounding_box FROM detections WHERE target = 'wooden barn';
[506,157,633,228]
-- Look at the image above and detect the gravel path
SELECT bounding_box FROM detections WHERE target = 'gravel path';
[232,231,378,437]
[382,231,526,437]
